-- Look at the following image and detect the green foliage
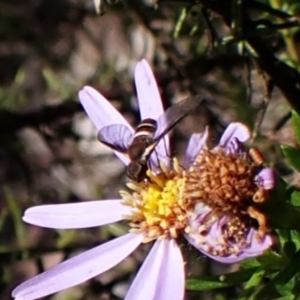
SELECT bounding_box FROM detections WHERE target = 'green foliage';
[292,110,300,146]
[282,145,300,172]
[0,71,28,110]
[42,68,74,100]
[174,7,189,38]
[4,186,26,246]
[186,267,259,291]
[282,111,300,172]
[281,111,300,172]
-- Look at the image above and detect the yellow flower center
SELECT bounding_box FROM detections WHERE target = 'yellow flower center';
[120,143,271,253]
[121,159,188,242]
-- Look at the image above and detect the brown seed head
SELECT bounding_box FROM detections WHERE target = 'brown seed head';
[183,146,270,240]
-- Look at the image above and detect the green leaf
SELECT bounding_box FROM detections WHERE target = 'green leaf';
[254,250,300,299]
[292,110,300,146]
[284,241,297,257]
[241,258,261,269]
[261,181,300,230]
[241,251,282,270]
[274,296,295,300]
[292,275,300,297]
[290,230,300,250]
[267,200,300,231]
[276,275,296,297]
[248,268,267,285]
[256,250,284,269]
[291,191,300,207]
[173,7,188,38]
[186,267,258,291]
[238,269,265,300]
[249,176,300,232]
[281,145,300,172]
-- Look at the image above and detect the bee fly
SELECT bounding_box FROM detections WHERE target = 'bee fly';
[97,95,204,182]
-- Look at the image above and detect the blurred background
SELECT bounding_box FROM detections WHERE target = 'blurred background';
[0,0,299,299]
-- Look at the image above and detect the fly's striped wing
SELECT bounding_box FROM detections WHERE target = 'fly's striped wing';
[97,124,134,153]
[154,95,204,142]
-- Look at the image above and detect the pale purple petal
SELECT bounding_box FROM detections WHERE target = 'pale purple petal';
[185,213,272,264]
[219,122,251,148]
[23,200,131,229]
[134,60,170,167]
[197,230,273,264]
[244,229,273,254]
[183,127,209,168]
[125,240,164,300]
[224,137,242,154]
[12,233,143,300]
[153,239,185,300]
[256,168,275,190]
[79,86,130,130]
[78,86,132,165]
[134,60,164,121]
[125,239,184,300]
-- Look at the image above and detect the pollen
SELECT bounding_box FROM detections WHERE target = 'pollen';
[183,145,270,250]
[121,159,188,242]
[184,148,259,206]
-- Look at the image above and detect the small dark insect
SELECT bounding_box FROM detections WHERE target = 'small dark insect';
[248,147,265,166]
[98,95,204,182]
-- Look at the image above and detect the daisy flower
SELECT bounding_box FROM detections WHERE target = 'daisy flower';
[12,60,274,300]
[183,123,275,263]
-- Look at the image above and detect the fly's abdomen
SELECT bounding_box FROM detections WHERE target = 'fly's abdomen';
[128,137,153,161]
[135,118,157,136]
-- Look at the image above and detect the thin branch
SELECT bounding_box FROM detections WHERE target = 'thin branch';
[0,101,81,135]
[195,0,300,115]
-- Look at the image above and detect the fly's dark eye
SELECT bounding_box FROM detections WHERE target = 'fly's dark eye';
[127,162,142,179]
